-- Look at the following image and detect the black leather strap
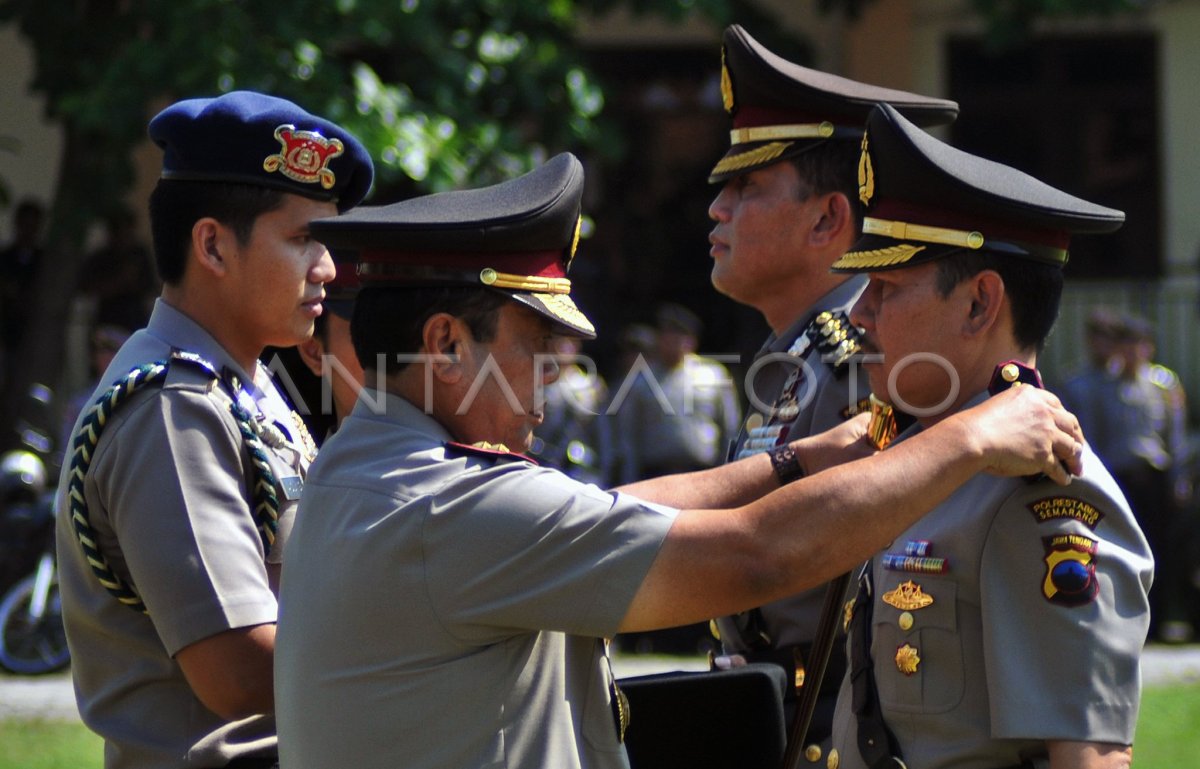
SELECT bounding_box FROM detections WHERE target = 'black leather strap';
[848,567,906,769]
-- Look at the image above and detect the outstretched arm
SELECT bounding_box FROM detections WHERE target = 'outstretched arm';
[619,385,1083,631]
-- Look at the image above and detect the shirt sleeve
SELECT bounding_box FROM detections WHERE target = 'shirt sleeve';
[91,387,278,655]
[979,454,1153,744]
[422,463,677,643]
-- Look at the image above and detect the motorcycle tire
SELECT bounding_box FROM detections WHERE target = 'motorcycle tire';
[0,572,70,675]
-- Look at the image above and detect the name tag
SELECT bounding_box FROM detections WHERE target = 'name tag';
[280,475,304,501]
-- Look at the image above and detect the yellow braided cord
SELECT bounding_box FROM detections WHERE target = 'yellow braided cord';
[69,360,280,614]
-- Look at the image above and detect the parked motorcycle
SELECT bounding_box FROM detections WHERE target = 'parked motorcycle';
[0,384,70,675]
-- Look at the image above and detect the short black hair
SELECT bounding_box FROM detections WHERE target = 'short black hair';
[789,139,865,229]
[148,179,286,284]
[933,252,1063,352]
[351,286,509,373]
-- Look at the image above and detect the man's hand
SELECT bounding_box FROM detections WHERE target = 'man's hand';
[950,386,1084,484]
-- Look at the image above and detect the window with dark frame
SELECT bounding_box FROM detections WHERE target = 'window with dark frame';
[947,34,1161,280]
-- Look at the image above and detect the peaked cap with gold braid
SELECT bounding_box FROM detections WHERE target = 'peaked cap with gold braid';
[708,25,958,184]
[832,103,1126,273]
[310,152,594,338]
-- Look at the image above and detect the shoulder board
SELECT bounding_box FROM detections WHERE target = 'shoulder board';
[988,360,1043,395]
[444,441,538,465]
[803,309,863,376]
[169,349,219,377]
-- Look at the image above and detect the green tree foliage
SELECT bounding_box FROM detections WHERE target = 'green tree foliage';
[0,0,782,431]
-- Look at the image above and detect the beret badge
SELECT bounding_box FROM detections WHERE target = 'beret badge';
[263,124,345,190]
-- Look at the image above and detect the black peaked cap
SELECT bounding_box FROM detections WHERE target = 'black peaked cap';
[709,24,958,183]
[310,153,594,338]
[832,103,1125,272]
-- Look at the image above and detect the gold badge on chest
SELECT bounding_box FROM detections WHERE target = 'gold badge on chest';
[882,580,933,611]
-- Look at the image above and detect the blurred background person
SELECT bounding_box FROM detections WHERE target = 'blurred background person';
[0,199,46,394]
[1059,309,1191,641]
[613,302,740,483]
[528,335,613,487]
[75,208,159,335]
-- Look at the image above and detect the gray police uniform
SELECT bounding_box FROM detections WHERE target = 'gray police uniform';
[56,299,313,769]
[715,274,867,657]
[275,393,678,769]
[827,392,1152,769]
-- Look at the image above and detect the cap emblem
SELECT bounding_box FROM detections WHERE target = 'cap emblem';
[263,124,345,190]
[567,215,582,270]
[858,132,875,206]
[720,48,735,113]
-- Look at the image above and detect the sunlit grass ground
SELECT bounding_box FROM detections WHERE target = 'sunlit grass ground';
[1,674,1196,768]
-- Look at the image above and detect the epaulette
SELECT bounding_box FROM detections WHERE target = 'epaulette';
[987,360,1043,395]
[804,309,862,376]
[445,441,538,465]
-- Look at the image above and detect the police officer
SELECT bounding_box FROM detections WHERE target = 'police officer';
[825,103,1151,769]
[273,152,1086,769]
[291,266,366,439]
[705,23,959,739]
[55,91,372,769]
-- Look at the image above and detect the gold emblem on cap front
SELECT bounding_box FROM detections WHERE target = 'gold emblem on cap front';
[858,131,874,206]
[895,643,920,675]
[263,124,344,189]
[882,580,934,611]
[720,49,734,113]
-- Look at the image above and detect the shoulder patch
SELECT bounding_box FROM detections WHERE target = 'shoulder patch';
[444,441,538,465]
[1026,496,1105,530]
[1042,533,1099,607]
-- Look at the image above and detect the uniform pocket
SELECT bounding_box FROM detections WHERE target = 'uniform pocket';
[871,576,963,713]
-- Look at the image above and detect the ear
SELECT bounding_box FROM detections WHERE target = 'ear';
[191,218,232,278]
[423,313,470,384]
[963,270,1006,338]
[809,192,854,248]
[297,336,326,377]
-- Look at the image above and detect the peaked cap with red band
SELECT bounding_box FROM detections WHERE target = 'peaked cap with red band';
[709,25,958,184]
[309,152,595,338]
[832,103,1125,273]
[149,90,373,212]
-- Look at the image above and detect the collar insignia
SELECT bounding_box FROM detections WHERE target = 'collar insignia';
[263,124,344,189]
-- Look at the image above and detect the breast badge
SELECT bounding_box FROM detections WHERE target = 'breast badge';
[1042,534,1099,606]
[895,643,921,675]
[882,580,934,611]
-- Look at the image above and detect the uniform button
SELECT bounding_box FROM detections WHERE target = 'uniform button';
[805,744,822,762]
[898,611,914,630]
[827,748,839,769]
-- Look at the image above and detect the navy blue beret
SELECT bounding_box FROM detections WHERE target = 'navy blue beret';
[311,153,595,338]
[148,90,373,211]
[710,24,958,184]
[832,103,1125,272]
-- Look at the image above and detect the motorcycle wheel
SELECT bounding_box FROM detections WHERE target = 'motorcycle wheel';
[0,572,70,675]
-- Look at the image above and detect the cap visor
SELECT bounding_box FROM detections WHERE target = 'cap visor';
[510,292,596,339]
